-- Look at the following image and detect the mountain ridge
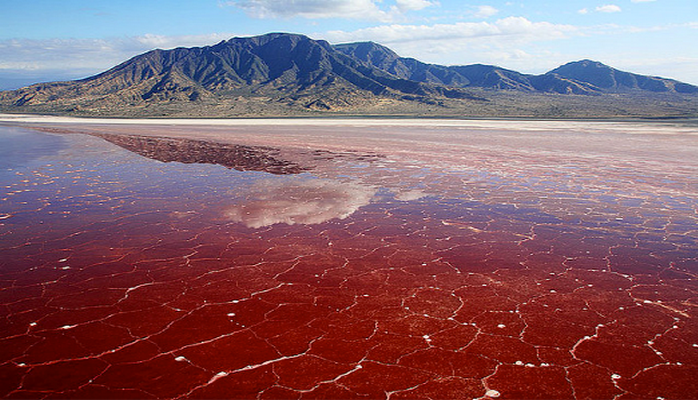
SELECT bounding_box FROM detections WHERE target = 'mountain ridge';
[335,41,697,95]
[1,32,697,118]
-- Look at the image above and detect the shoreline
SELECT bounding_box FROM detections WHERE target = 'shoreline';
[2,113,698,136]
[2,113,697,185]
[2,113,698,174]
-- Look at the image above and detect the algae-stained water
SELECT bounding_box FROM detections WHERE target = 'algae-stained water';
[0,122,697,399]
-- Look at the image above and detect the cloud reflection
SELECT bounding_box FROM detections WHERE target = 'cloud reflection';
[394,189,427,201]
[225,178,376,228]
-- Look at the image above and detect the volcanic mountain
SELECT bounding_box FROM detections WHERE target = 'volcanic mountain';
[1,32,697,118]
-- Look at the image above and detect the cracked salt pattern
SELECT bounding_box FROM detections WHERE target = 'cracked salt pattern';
[1,120,697,399]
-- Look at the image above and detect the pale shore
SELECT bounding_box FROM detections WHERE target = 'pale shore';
[1,113,697,136]
[2,113,697,182]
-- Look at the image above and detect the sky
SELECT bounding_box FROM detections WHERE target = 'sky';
[1,0,697,89]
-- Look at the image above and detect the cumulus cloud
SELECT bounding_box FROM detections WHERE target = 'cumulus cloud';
[578,4,621,15]
[227,0,392,21]
[471,5,499,19]
[326,17,577,46]
[225,0,437,22]
[225,178,376,228]
[395,0,437,12]
[596,4,622,13]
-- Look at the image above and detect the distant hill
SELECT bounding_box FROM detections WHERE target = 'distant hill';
[335,41,698,96]
[1,32,697,118]
[548,59,698,94]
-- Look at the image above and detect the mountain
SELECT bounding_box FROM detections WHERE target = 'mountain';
[1,33,697,118]
[335,41,696,96]
[548,59,698,94]
[0,33,476,116]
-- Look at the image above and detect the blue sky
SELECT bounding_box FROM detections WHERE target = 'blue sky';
[1,0,696,89]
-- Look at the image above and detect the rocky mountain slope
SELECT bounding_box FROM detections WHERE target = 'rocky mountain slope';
[335,41,698,95]
[1,33,697,118]
[548,59,698,94]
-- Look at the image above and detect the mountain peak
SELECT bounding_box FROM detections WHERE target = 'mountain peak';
[222,32,331,51]
[334,41,402,68]
[563,59,611,68]
[547,59,695,93]
[230,32,311,43]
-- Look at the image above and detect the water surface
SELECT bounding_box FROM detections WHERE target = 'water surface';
[0,122,697,399]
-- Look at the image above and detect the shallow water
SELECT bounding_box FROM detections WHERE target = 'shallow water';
[0,123,697,399]
[0,127,67,170]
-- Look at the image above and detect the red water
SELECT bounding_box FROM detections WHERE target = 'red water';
[1,123,697,399]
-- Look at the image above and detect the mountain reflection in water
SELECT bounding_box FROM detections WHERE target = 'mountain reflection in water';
[225,178,376,228]
[94,133,308,175]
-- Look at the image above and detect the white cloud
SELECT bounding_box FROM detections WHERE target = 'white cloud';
[327,17,577,46]
[579,4,622,15]
[596,4,622,13]
[227,0,393,21]
[0,33,236,73]
[395,0,437,12]
[325,17,579,71]
[134,33,237,49]
[471,5,499,19]
[225,0,438,22]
